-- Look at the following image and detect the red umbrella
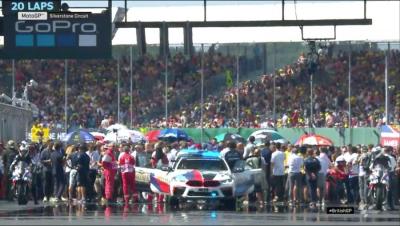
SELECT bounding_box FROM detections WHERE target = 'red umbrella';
[295,134,333,146]
[145,130,161,142]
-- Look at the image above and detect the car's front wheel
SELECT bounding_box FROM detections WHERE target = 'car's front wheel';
[168,196,180,209]
[221,197,236,211]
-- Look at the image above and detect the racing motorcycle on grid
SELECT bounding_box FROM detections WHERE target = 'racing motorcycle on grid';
[11,161,32,205]
[368,164,389,210]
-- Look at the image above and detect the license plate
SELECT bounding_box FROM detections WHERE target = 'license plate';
[198,188,209,192]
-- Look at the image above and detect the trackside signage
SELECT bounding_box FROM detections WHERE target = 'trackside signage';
[3,11,111,59]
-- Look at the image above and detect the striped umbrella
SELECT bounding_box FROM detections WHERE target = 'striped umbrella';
[295,134,333,146]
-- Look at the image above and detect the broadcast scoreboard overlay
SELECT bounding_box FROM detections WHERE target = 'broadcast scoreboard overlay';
[2,0,112,59]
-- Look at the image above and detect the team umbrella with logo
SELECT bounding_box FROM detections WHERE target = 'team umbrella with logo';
[294,133,333,146]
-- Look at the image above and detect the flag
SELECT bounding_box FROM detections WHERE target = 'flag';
[225,69,233,88]
[380,125,400,148]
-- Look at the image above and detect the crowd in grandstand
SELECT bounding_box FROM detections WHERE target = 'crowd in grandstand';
[152,48,400,128]
[0,44,399,130]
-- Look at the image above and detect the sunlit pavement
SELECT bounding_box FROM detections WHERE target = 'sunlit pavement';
[0,201,399,225]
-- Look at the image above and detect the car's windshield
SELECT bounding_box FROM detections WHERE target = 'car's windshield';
[176,159,228,171]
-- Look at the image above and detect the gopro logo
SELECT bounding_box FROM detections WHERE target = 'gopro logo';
[15,20,96,33]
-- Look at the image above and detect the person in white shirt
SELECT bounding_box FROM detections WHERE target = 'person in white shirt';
[317,148,331,205]
[243,136,256,159]
[347,146,360,204]
[358,145,370,208]
[287,148,303,204]
[270,143,285,202]
[100,115,110,129]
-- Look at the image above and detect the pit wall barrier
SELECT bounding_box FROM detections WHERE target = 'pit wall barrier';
[140,128,380,146]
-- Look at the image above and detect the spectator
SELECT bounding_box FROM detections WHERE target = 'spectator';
[76,144,90,203]
[243,136,256,159]
[317,147,331,206]
[50,142,66,202]
[270,143,285,202]
[287,147,303,206]
[304,148,321,208]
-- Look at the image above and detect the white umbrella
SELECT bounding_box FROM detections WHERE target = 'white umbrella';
[106,123,128,132]
[104,129,146,143]
[249,129,287,144]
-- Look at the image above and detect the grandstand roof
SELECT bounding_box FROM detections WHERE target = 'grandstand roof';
[112,1,399,45]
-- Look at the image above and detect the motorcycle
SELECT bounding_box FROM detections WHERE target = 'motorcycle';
[11,161,32,205]
[368,164,389,210]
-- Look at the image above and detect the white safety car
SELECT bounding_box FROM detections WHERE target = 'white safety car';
[135,149,262,208]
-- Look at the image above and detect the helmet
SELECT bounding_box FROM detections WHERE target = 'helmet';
[19,141,29,156]
[7,140,15,149]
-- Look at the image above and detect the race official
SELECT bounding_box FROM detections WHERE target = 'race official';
[118,145,138,204]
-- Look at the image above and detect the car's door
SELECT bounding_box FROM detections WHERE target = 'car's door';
[135,167,153,192]
[149,167,171,195]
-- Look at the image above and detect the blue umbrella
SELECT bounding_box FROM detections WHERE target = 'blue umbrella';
[62,129,95,145]
[158,128,189,141]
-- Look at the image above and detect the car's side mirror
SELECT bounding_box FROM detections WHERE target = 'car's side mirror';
[232,167,244,173]
[161,166,172,172]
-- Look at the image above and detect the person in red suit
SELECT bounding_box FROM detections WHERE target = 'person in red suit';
[118,145,138,205]
[101,144,117,203]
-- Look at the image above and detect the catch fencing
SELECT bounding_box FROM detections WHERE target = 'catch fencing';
[0,103,33,143]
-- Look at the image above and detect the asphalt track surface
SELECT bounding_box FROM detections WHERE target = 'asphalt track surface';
[0,201,398,225]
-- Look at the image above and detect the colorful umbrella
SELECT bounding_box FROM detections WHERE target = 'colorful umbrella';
[62,129,95,145]
[106,123,128,132]
[90,132,106,141]
[104,129,145,143]
[249,129,287,144]
[158,128,190,141]
[215,132,246,143]
[295,134,333,146]
[145,130,161,142]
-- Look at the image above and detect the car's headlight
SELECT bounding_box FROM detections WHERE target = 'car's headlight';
[220,178,233,184]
